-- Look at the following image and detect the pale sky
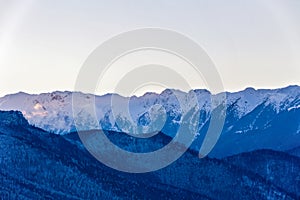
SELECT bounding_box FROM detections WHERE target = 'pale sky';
[0,0,300,97]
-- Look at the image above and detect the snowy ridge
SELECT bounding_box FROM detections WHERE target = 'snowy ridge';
[0,86,299,136]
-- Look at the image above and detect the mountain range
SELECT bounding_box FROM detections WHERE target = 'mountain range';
[0,85,299,158]
[1,110,299,199]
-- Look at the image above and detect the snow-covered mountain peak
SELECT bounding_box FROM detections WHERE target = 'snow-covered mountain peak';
[0,86,299,135]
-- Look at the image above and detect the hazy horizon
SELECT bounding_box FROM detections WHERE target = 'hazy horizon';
[1,84,299,99]
[1,1,300,97]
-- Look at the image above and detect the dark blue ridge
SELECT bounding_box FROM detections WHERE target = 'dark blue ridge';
[0,111,299,199]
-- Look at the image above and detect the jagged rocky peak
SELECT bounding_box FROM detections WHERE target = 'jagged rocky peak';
[0,110,29,127]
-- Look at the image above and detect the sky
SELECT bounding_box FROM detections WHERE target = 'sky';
[0,0,300,97]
